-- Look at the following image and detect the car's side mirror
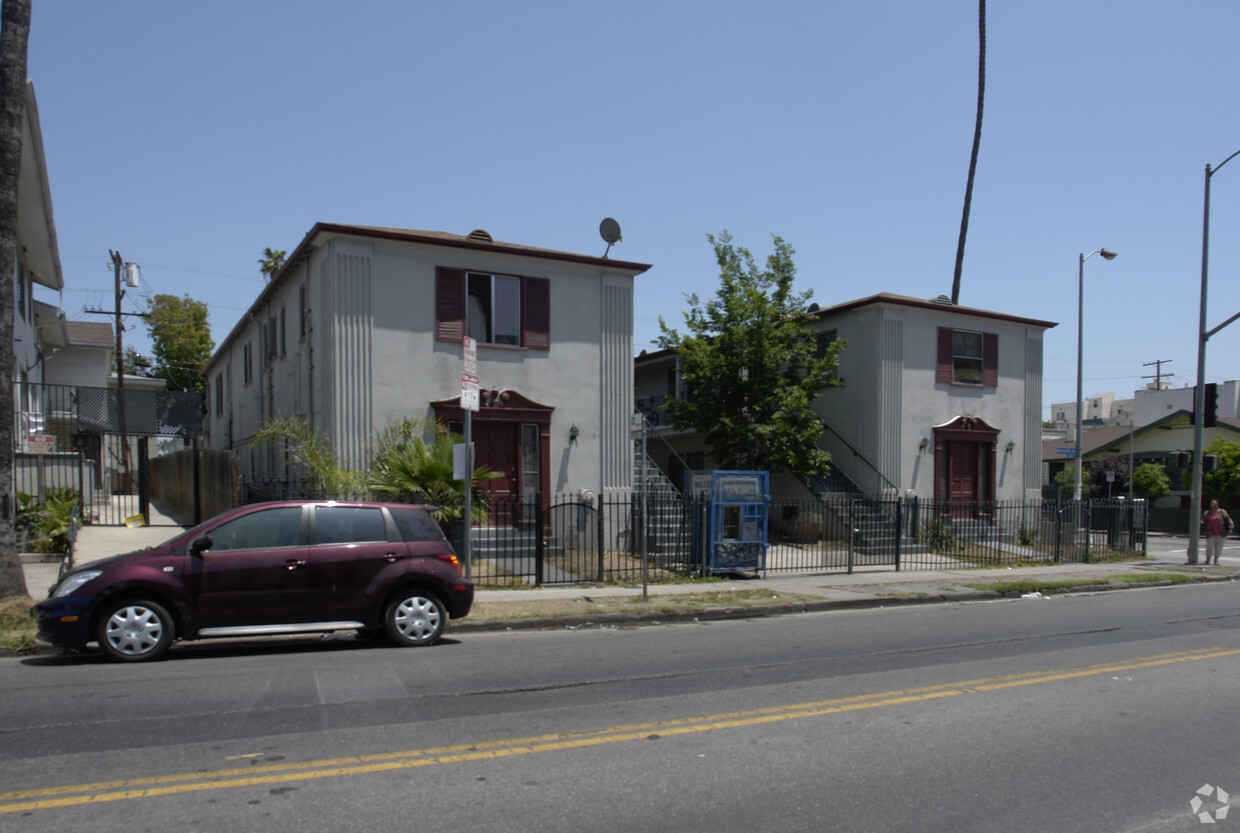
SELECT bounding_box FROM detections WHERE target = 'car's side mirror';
[190,535,212,555]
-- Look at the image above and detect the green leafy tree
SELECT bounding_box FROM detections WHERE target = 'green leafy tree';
[0,0,31,599]
[1132,462,1170,499]
[1203,437,1240,495]
[255,416,501,529]
[253,416,364,498]
[1085,455,1130,496]
[122,346,154,378]
[1054,463,1097,499]
[657,231,843,479]
[143,294,214,393]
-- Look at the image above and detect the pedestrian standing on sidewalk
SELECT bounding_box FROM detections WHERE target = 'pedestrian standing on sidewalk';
[1201,499,1233,566]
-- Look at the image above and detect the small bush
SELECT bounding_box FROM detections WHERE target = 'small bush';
[921,518,958,554]
[16,488,81,554]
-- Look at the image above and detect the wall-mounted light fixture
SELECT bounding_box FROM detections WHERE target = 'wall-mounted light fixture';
[919,437,929,453]
[569,424,579,445]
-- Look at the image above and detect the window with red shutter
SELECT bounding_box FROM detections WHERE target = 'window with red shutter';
[937,326,998,387]
[435,267,465,343]
[523,277,550,350]
[438,267,550,349]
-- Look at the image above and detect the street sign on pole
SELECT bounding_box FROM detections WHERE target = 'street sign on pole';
[461,372,480,412]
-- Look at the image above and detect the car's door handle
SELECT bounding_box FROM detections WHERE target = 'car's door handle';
[385,553,403,562]
[286,559,308,570]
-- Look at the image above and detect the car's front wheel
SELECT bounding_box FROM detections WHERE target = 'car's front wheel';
[383,592,445,647]
[96,599,175,662]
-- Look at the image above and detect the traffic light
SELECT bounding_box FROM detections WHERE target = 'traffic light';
[1204,382,1219,427]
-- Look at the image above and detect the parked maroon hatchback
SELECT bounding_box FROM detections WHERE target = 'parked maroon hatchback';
[33,501,474,662]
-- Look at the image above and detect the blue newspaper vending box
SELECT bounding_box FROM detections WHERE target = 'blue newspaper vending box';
[686,470,769,574]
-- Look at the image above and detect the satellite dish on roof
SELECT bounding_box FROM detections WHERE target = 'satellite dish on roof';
[599,218,622,258]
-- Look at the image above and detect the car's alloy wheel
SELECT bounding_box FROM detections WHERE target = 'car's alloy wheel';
[96,600,174,662]
[384,592,445,646]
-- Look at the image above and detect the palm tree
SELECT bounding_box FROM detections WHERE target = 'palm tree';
[0,0,32,599]
[951,0,986,306]
[366,419,502,529]
[258,247,287,280]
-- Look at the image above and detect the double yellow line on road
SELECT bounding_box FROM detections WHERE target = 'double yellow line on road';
[4,646,1238,815]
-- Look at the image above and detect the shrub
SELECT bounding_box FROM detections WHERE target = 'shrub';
[921,518,958,554]
[16,488,81,554]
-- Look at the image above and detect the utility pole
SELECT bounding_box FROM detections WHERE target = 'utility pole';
[86,251,145,496]
[1141,359,1174,390]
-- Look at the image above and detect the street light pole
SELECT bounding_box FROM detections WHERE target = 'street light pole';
[1074,248,1118,502]
[1187,149,1240,564]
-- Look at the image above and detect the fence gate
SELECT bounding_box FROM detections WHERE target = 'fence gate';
[17,383,204,527]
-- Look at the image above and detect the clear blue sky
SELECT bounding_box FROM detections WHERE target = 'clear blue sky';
[24,1,1240,419]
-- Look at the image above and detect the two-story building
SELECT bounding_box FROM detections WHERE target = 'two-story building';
[203,224,651,504]
[637,292,1055,505]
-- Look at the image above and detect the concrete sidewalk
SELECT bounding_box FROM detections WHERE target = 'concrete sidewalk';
[21,521,1238,636]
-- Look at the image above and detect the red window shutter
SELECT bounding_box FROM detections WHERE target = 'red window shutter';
[936,327,953,384]
[983,332,999,387]
[523,277,550,350]
[435,267,465,343]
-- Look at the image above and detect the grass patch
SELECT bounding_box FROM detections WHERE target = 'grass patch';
[1110,572,1191,584]
[0,596,38,656]
[963,578,1106,595]
[469,588,816,622]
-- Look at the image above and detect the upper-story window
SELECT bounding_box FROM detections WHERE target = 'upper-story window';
[936,327,998,387]
[214,374,224,415]
[468,272,521,345]
[435,267,549,350]
[298,284,307,340]
[243,342,253,384]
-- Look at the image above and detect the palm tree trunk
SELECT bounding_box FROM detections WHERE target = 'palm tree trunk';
[0,0,33,599]
[951,0,986,306]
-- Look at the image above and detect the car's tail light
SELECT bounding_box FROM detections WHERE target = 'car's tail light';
[435,553,462,574]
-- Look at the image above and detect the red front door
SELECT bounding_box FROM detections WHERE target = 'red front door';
[948,441,978,507]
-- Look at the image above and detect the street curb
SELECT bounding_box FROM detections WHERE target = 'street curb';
[9,572,1234,658]
[451,573,1237,633]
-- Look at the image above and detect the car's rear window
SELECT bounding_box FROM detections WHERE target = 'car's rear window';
[315,506,388,545]
[389,507,449,544]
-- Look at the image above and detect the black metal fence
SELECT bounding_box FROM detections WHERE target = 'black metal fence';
[466,494,1147,586]
[237,474,1150,586]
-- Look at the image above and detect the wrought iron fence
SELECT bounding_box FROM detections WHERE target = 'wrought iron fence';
[237,475,1150,587]
[766,496,1148,573]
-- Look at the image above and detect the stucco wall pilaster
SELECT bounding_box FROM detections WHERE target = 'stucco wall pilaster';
[601,280,633,493]
[878,314,904,492]
[325,240,373,471]
[1024,331,1044,499]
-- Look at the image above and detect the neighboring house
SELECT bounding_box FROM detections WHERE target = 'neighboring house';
[1134,381,1240,427]
[637,292,1055,504]
[41,319,114,389]
[1042,411,1240,528]
[203,224,651,503]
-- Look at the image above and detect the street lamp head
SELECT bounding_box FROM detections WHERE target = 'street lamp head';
[1100,249,1118,261]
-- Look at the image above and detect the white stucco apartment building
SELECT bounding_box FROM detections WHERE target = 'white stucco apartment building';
[203,224,651,503]
[637,293,1056,503]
